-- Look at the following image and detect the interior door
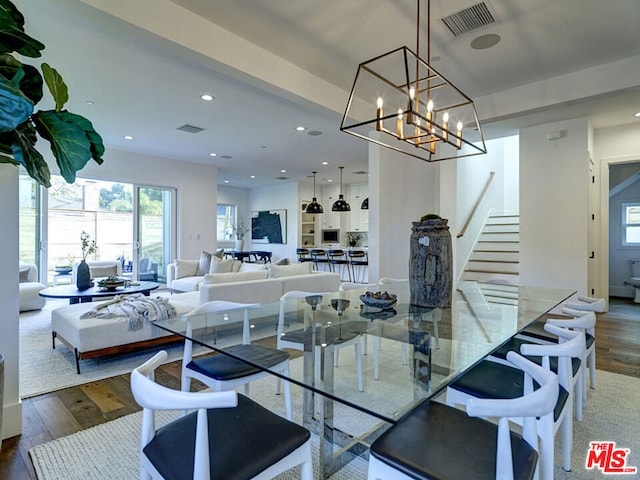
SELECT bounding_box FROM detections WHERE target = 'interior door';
[134,186,175,284]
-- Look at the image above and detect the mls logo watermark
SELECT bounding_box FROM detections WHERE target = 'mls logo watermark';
[586,442,637,474]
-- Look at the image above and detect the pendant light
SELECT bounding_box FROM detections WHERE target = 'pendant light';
[305,171,324,214]
[361,197,369,210]
[331,166,351,212]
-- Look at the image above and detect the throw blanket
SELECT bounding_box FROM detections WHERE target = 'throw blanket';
[79,293,176,331]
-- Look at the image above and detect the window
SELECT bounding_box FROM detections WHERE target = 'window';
[217,204,236,241]
[622,203,640,246]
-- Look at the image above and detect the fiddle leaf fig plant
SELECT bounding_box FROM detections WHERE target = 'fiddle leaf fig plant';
[0,0,104,187]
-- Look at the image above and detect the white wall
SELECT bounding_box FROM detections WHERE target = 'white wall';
[62,148,218,261]
[0,166,21,440]
[369,142,438,282]
[249,183,300,263]
[520,118,590,291]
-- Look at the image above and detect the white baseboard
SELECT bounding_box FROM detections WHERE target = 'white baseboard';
[1,399,22,440]
[609,286,634,298]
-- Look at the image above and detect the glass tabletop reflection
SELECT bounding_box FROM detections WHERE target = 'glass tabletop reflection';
[154,280,574,424]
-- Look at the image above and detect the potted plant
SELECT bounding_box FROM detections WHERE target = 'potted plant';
[232,217,249,251]
[0,0,105,187]
[346,233,362,248]
[76,231,97,290]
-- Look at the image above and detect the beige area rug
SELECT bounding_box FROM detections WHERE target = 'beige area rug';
[19,293,207,398]
[29,350,640,480]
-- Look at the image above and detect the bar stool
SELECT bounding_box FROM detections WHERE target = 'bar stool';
[327,249,351,281]
[296,248,313,263]
[310,248,330,271]
[347,249,368,283]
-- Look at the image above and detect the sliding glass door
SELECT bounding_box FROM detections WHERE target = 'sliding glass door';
[134,186,174,284]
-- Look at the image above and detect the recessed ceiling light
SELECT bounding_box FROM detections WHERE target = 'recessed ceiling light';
[123,135,134,140]
[296,126,306,131]
[280,169,287,173]
[209,153,217,157]
[86,100,95,105]
[201,94,214,101]
[223,179,230,183]
[322,161,329,165]
[250,175,256,179]
[328,179,333,183]
[634,112,640,117]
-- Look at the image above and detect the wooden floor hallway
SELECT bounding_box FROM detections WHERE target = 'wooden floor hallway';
[1,297,638,479]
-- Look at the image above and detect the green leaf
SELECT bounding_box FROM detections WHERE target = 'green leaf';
[65,112,105,164]
[0,55,43,104]
[0,72,33,132]
[32,109,96,183]
[11,121,50,187]
[0,0,45,57]
[0,151,18,165]
[42,63,67,111]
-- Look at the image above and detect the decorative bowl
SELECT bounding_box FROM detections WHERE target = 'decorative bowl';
[54,266,72,274]
[359,293,397,310]
[97,276,127,291]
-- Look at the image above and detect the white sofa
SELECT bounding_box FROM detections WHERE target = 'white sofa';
[50,262,340,373]
[19,263,46,312]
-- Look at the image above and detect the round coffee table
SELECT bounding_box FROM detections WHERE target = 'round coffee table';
[39,281,160,304]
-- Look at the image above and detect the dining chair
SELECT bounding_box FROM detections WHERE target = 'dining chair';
[131,350,313,480]
[445,324,585,480]
[277,290,364,394]
[181,301,293,420]
[296,248,313,263]
[520,308,597,411]
[368,351,559,480]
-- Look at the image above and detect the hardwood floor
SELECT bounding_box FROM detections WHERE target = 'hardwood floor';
[1,298,638,479]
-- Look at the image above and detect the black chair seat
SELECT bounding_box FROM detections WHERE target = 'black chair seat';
[144,394,310,480]
[522,320,594,348]
[450,360,569,423]
[187,344,290,381]
[492,337,582,377]
[370,400,538,480]
[281,321,366,347]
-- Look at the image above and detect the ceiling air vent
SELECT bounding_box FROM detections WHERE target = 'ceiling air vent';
[275,176,290,180]
[441,2,497,37]
[176,124,205,134]
[353,170,368,175]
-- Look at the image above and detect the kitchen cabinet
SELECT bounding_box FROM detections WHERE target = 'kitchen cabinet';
[300,201,317,247]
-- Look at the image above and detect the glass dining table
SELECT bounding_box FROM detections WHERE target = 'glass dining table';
[154,280,574,478]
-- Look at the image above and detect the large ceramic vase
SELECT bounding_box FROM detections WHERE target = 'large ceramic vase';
[0,353,4,453]
[76,259,92,290]
[409,217,453,308]
[235,239,244,251]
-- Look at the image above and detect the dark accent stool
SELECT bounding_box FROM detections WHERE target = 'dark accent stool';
[370,400,538,480]
[144,394,310,480]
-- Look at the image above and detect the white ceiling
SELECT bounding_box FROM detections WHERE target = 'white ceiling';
[21,0,640,188]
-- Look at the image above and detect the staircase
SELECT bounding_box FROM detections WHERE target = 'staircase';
[463,213,520,285]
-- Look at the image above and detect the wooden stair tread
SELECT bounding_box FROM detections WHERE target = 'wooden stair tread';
[465,269,520,275]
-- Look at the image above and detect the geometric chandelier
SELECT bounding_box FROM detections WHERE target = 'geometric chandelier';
[340,0,486,162]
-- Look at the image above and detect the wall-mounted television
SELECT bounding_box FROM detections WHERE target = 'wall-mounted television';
[322,229,340,243]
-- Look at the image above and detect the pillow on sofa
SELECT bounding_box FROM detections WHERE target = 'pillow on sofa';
[90,265,118,278]
[209,257,234,274]
[239,262,268,273]
[197,250,213,275]
[214,248,225,259]
[19,266,31,283]
[267,262,312,278]
[276,257,290,265]
[231,260,242,272]
[203,270,268,284]
[175,259,199,279]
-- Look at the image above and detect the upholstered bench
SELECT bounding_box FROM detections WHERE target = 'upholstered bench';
[51,292,199,373]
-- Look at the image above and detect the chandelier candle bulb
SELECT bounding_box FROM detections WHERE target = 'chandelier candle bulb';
[397,109,404,138]
[426,99,434,132]
[376,97,383,131]
[456,121,463,149]
[442,112,449,141]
